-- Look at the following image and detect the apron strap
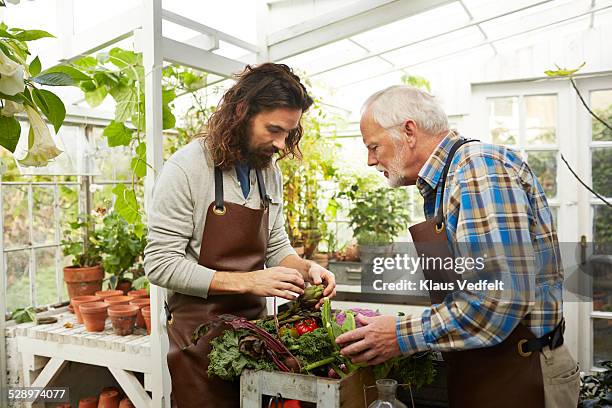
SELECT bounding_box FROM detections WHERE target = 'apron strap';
[214,166,271,210]
[214,167,224,212]
[434,138,479,228]
[255,168,271,209]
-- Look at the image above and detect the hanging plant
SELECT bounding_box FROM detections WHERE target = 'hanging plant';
[0,22,89,167]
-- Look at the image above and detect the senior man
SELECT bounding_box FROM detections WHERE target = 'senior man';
[336,85,579,407]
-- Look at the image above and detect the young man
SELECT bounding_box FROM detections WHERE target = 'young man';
[144,63,336,408]
[336,85,579,408]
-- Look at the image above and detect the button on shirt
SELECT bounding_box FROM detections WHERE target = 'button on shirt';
[396,133,564,354]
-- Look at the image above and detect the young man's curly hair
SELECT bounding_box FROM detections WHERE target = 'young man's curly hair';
[203,63,314,168]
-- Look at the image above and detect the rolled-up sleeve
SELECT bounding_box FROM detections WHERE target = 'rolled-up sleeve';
[144,160,216,298]
[265,166,296,267]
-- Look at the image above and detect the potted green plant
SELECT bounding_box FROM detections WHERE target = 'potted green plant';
[278,99,340,259]
[98,212,147,293]
[346,186,410,265]
[61,215,105,300]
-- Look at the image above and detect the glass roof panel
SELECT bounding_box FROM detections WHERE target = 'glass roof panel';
[313,56,396,89]
[349,2,470,55]
[73,0,142,34]
[479,0,589,39]
[281,39,370,76]
[461,0,556,21]
[381,26,484,67]
[162,0,257,43]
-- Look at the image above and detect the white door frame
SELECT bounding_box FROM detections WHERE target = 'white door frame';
[469,78,582,364]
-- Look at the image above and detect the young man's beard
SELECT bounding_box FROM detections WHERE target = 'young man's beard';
[240,137,278,169]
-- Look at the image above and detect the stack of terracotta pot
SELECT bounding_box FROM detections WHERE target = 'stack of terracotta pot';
[70,289,152,335]
[75,386,135,408]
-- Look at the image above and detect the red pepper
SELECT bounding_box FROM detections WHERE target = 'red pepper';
[294,318,318,336]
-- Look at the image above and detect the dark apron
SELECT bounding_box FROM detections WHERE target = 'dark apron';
[165,167,270,408]
[408,138,546,407]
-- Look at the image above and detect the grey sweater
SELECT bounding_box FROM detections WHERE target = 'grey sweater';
[143,139,296,298]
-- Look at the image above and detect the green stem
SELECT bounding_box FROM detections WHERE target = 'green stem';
[304,356,336,372]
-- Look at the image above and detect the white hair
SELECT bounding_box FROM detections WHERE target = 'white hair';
[361,85,449,136]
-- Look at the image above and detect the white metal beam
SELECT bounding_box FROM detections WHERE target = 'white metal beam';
[0,174,7,408]
[143,1,168,407]
[162,37,245,78]
[161,9,259,53]
[267,0,455,61]
[61,6,142,62]
[310,0,553,77]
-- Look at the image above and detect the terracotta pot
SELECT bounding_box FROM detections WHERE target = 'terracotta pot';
[64,265,104,299]
[119,398,134,408]
[95,290,124,301]
[97,389,120,408]
[129,298,150,328]
[78,396,98,408]
[101,386,121,397]
[116,280,132,295]
[71,295,101,324]
[127,289,149,299]
[104,296,134,307]
[68,304,75,314]
[79,302,109,332]
[108,305,139,336]
[141,306,151,335]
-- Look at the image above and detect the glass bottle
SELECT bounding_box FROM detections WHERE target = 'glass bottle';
[368,379,408,408]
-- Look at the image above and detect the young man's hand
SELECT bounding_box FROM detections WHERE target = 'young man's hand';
[306,261,336,308]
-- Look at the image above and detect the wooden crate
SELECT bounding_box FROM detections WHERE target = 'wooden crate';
[240,368,375,408]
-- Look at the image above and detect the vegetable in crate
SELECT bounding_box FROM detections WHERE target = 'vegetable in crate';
[202,287,435,390]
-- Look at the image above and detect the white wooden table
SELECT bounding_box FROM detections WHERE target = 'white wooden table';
[15,311,152,408]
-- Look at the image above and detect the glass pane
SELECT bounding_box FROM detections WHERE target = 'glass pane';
[90,126,132,181]
[35,248,58,306]
[32,186,56,244]
[59,185,79,240]
[3,185,29,248]
[591,89,612,141]
[6,250,31,311]
[525,95,557,145]
[591,147,612,198]
[527,151,557,198]
[593,205,612,244]
[593,318,612,368]
[92,184,116,212]
[488,97,519,145]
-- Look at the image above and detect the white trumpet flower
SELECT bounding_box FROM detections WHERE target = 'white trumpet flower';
[19,105,62,167]
[1,100,25,116]
[0,49,25,96]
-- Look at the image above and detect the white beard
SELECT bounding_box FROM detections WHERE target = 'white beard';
[377,143,409,187]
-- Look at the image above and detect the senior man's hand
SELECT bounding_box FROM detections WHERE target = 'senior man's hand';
[335,314,402,366]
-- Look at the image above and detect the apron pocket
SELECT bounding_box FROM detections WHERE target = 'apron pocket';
[548,363,579,385]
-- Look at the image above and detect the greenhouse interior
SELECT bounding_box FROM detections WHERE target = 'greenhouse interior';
[0,0,611,407]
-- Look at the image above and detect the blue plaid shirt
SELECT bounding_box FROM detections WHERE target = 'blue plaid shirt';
[397,132,564,354]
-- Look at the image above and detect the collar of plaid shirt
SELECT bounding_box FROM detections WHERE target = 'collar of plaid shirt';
[416,130,463,199]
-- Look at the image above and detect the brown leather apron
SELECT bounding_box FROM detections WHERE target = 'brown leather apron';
[408,138,545,407]
[165,166,270,408]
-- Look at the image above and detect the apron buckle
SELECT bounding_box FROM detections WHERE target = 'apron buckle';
[517,339,533,357]
[213,205,226,216]
[435,222,445,233]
